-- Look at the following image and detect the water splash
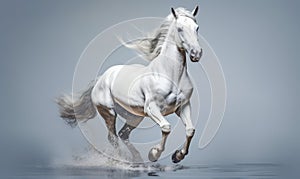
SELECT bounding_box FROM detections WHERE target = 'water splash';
[61,146,184,172]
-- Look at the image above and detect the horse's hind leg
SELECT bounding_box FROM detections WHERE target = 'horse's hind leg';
[96,105,119,148]
[118,116,143,163]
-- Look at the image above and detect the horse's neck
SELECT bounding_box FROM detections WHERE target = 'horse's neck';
[159,39,186,71]
[150,22,187,83]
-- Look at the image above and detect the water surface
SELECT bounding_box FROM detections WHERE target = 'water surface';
[2,163,282,179]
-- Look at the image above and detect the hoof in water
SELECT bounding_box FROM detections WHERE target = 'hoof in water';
[172,150,184,163]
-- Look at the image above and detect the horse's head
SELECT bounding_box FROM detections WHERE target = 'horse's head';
[172,6,203,62]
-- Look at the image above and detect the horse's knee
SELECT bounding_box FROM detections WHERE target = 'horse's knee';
[161,123,171,133]
[186,128,195,137]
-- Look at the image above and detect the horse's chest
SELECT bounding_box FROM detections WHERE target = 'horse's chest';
[165,91,185,105]
[155,88,188,115]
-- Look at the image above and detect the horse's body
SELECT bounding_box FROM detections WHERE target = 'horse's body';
[93,48,192,117]
[57,6,202,163]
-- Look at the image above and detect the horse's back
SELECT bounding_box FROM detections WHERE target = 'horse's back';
[111,64,147,104]
[112,64,146,89]
[92,64,146,114]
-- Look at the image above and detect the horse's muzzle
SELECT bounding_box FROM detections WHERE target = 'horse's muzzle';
[190,48,203,62]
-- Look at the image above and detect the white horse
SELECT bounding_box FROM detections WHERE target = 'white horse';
[57,6,203,163]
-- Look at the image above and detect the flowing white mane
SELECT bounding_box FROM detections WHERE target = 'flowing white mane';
[125,7,196,61]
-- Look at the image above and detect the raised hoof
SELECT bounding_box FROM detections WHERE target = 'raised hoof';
[172,150,184,163]
[148,148,161,162]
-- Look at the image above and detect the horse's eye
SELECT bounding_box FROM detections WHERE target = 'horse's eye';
[178,27,183,32]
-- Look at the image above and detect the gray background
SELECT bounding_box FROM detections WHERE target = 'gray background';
[0,0,299,170]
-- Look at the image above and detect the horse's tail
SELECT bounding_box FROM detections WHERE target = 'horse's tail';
[56,81,97,128]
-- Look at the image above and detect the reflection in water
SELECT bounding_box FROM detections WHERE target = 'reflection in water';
[2,163,282,178]
[1,147,283,178]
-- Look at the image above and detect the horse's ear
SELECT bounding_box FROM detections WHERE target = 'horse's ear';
[171,7,177,19]
[192,5,199,16]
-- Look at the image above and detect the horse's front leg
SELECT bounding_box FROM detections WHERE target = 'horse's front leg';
[173,102,195,163]
[145,101,171,162]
